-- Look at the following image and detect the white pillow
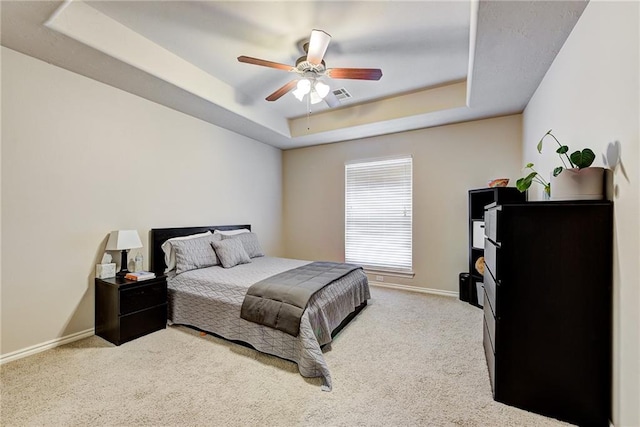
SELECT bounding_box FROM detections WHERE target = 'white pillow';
[213,228,250,236]
[161,231,211,272]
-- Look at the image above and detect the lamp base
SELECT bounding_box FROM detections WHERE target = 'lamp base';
[116,269,130,279]
[116,249,130,279]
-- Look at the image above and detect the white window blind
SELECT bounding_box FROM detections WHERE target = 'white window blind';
[345,156,412,271]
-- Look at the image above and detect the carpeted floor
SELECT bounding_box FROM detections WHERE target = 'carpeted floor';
[1,286,571,426]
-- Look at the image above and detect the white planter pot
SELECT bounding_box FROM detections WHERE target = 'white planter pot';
[550,167,605,201]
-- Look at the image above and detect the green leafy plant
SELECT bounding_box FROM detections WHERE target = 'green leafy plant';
[516,129,596,194]
[516,163,550,196]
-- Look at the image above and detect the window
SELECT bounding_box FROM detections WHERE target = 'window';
[345,156,412,272]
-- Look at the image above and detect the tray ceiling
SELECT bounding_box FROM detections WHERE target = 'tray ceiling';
[0,1,588,149]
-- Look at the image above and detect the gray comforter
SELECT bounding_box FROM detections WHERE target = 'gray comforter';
[241,262,363,336]
[167,257,370,391]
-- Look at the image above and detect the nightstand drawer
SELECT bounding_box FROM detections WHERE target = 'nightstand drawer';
[120,281,167,315]
[119,304,167,344]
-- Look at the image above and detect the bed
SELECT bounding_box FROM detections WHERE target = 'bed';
[150,225,370,390]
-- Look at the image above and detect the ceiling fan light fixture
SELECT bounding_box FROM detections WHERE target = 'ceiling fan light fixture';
[296,78,311,95]
[314,80,330,99]
[292,88,305,101]
[238,29,381,109]
[309,90,323,105]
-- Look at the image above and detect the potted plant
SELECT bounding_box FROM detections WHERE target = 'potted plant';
[516,130,603,200]
[516,162,551,197]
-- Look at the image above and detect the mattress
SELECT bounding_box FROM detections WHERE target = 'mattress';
[167,256,370,390]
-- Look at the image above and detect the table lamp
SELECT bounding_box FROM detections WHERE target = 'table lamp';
[105,230,143,278]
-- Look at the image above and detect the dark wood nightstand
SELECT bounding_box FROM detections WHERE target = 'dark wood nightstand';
[95,274,167,345]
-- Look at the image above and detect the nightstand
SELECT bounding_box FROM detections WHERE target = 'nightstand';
[95,274,167,345]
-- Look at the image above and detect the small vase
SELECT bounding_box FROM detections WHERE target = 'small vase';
[134,253,143,272]
[550,167,605,201]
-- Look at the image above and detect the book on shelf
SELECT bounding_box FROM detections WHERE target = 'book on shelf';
[124,271,156,281]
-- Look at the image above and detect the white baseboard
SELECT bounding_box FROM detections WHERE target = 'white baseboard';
[370,281,459,297]
[1,328,95,365]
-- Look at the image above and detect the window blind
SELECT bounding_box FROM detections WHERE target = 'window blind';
[345,156,412,271]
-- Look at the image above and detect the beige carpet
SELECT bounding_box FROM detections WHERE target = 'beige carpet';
[1,287,571,426]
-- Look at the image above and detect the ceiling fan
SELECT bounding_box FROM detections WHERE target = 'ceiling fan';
[238,29,383,108]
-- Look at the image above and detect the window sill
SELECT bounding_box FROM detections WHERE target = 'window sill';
[364,268,415,279]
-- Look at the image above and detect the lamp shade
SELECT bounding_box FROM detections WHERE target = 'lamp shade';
[105,230,142,251]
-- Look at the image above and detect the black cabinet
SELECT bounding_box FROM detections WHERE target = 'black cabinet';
[483,200,612,426]
[95,275,167,345]
[467,188,524,306]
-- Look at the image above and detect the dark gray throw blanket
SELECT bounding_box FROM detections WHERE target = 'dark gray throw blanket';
[240,261,362,336]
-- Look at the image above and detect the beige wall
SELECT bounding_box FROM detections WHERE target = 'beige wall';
[0,47,284,356]
[282,115,523,293]
[522,2,639,425]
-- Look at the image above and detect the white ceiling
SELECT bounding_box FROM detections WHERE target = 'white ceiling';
[0,1,588,150]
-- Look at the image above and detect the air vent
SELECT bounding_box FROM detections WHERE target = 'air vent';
[332,88,352,100]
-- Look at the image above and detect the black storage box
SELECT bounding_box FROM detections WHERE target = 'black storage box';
[459,272,470,302]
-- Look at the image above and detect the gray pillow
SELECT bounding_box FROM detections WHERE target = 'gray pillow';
[211,238,251,268]
[222,232,264,258]
[173,233,221,274]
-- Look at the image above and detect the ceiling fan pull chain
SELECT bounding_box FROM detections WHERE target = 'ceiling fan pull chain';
[307,95,311,130]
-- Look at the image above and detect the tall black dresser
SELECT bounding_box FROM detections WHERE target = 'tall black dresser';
[467,188,525,306]
[483,200,612,427]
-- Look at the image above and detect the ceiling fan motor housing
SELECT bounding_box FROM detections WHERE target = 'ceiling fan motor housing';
[295,56,326,74]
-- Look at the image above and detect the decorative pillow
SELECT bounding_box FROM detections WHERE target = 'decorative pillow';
[172,233,222,274]
[213,228,250,236]
[211,239,251,268]
[222,232,264,258]
[161,231,211,272]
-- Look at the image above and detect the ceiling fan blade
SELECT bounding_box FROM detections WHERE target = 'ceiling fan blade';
[326,68,383,81]
[238,56,296,72]
[266,80,298,101]
[306,29,331,65]
[323,91,340,108]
